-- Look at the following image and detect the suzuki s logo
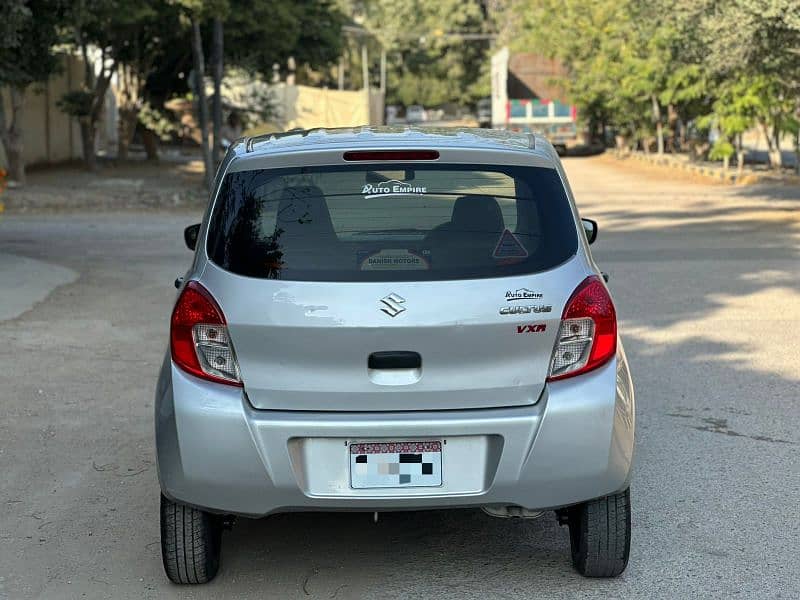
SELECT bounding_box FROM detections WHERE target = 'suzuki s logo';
[379,293,406,317]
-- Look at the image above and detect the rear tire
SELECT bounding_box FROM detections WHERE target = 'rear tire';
[567,488,631,577]
[160,494,223,584]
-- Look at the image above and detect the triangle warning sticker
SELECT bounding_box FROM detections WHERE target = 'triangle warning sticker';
[492,229,529,260]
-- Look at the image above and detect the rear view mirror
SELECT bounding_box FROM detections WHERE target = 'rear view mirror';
[184,223,201,250]
[581,218,598,244]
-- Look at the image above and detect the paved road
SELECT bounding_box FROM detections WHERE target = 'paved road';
[1,157,799,599]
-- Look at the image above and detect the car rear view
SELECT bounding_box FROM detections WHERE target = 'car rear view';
[155,128,634,584]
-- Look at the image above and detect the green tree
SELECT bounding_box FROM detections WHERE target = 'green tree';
[59,1,168,170]
[225,0,346,81]
[0,0,62,185]
[172,0,229,189]
[700,0,800,170]
[699,77,767,172]
[171,0,345,187]
[113,1,186,160]
[0,0,30,50]
[341,0,492,107]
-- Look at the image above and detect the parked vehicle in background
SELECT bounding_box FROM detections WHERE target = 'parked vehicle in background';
[156,126,635,584]
[491,47,580,152]
[386,104,400,125]
[405,105,427,123]
[477,98,492,127]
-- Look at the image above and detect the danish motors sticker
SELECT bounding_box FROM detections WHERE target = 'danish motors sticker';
[492,229,528,260]
[505,287,543,302]
[361,180,427,199]
[359,248,431,270]
[516,323,546,334]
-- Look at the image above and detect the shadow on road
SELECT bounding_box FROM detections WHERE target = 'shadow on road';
[212,509,579,598]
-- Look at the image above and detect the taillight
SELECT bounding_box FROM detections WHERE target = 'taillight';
[547,276,617,382]
[170,281,242,386]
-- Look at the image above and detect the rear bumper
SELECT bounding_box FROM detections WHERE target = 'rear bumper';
[155,348,634,517]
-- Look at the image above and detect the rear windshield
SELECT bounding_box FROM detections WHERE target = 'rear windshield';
[207,164,578,282]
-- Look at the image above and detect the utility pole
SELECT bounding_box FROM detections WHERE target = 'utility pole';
[191,17,213,190]
[361,44,369,90]
[380,49,386,93]
[211,17,224,169]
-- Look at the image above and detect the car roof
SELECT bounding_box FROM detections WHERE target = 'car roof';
[233,126,555,161]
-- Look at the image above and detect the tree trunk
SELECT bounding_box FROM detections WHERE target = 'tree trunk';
[81,55,115,171]
[191,17,213,190]
[651,95,664,155]
[759,120,781,170]
[2,86,27,185]
[769,124,783,170]
[117,108,138,161]
[141,129,159,161]
[79,119,97,171]
[736,133,745,177]
[211,17,224,169]
[795,129,800,175]
[361,44,369,90]
[115,63,142,161]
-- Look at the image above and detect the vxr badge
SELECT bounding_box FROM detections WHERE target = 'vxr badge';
[379,293,406,317]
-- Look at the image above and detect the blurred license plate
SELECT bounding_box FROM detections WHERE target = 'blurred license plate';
[350,441,442,489]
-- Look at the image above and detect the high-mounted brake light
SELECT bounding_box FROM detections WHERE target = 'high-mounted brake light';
[170,281,242,386]
[547,276,617,382]
[343,150,439,161]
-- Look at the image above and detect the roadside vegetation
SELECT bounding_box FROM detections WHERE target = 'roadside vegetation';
[1,0,798,187]
[505,0,800,172]
[0,0,347,187]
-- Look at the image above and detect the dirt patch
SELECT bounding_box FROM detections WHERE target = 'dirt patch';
[0,157,208,213]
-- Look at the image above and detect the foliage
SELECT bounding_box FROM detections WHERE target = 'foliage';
[225,0,346,79]
[138,102,179,141]
[340,0,492,107]
[219,67,278,127]
[56,90,94,117]
[0,0,31,50]
[505,0,800,166]
[708,140,735,161]
[0,0,63,87]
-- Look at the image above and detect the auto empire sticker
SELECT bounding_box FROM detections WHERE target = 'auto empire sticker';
[499,304,552,315]
[361,180,427,199]
[359,248,431,270]
[516,323,547,333]
[505,287,543,301]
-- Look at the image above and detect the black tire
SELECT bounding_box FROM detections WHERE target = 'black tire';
[160,494,223,584]
[567,488,631,577]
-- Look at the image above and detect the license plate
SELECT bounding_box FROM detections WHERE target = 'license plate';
[349,441,442,489]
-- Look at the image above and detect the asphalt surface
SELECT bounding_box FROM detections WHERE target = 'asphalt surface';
[1,156,799,599]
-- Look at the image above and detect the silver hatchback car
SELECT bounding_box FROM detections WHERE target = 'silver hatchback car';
[156,127,635,584]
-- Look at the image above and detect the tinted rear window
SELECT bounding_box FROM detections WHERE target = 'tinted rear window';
[207,164,577,281]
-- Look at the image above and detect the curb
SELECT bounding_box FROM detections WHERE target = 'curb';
[608,151,800,186]
[0,188,207,214]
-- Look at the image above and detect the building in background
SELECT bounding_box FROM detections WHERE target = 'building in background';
[491,47,579,150]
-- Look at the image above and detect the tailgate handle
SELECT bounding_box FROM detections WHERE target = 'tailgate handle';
[368,351,421,370]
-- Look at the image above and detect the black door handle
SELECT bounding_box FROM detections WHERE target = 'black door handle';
[368,351,421,370]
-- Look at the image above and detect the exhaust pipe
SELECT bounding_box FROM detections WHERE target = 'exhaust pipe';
[481,505,544,519]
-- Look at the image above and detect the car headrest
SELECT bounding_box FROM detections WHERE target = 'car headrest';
[450,195,504,233]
